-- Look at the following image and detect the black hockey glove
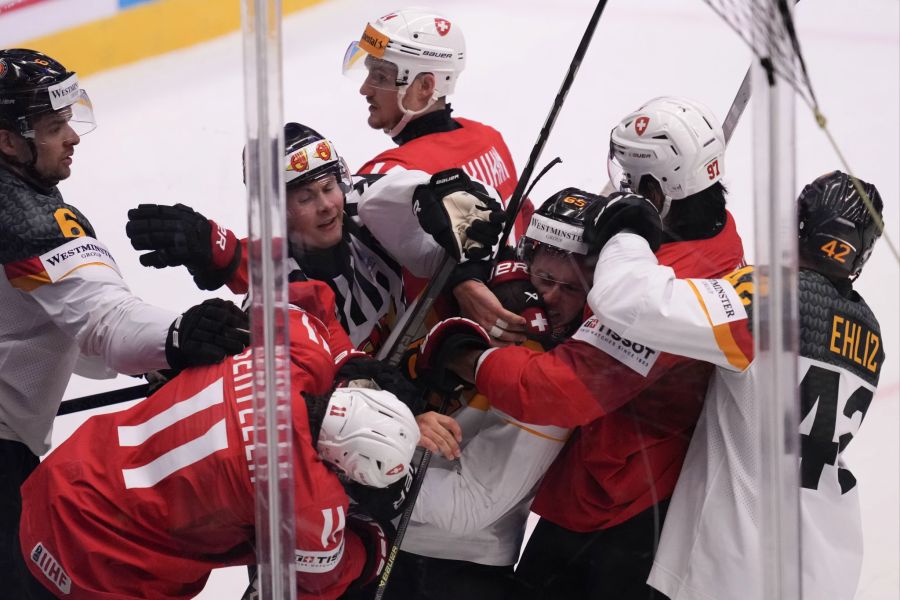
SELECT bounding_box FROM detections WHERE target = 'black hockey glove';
[417,317,491,394]
[126,203,241,290]
[413,169,506,262]
[165,299,250,370]
[346,469,414,523]
[345,511,396,593]
[583,192,663,254]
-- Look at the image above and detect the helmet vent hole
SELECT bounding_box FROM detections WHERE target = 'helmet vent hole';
[702,116,713,129]
[652,134,668,140]
[672,167,680,172]
[702,138,716,148]
[670,145,679,156]
[624,119,634,128]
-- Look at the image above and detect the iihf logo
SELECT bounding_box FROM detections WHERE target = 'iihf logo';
[635,116,650,136]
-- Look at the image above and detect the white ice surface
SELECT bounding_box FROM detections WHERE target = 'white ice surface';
[42,0,897,597]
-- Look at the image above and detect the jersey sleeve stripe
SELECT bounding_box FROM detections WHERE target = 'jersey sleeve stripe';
[496,417,570,443]
[4,257,52,291]
[686,279,753,371]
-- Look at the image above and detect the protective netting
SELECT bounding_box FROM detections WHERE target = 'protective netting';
[702,0,818,110]
[701,0,899,262]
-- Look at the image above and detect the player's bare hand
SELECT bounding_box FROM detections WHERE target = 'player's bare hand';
[453,279,526,346]
[416,411,462,459]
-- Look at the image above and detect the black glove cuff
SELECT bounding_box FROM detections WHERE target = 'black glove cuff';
[303,391,332,445]
[447,260,492,291]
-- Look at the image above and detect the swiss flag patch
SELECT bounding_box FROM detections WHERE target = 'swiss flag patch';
[434,18,451,36]
[386,464,405,476]
[635,116,650,136]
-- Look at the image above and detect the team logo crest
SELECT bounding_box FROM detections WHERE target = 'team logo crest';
[434,18,451,36]
[289,149,309,172]
[635,116,650,136]
[386,464,405,476]
[0,59,6,79]
[315,141,332,161]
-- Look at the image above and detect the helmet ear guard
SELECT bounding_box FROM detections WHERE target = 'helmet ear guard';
[316,387,419,489]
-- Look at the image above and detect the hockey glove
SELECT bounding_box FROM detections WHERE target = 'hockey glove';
[489,260,551,343]
[417,317,491,394]
[126,203,241,290]
[413,169,506,262]
[165,299,250,370]
[346,469,414,523]
[346,511,395,593]
[583,192,663,254]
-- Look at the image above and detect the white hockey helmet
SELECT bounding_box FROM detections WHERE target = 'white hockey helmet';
[316,387,419,488]
[608,96,725,202]
[344,7,466,96]
[343,7,466,136]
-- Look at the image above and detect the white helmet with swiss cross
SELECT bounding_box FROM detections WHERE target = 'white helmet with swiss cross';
[343,7,466,136]
[608,96,725,202]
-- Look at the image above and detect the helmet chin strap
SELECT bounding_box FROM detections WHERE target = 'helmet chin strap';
[658,196,674,220]
[2,136,57,188]
[384,87,439,138]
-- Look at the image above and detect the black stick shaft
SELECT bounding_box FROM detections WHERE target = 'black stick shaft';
[57,383,150,416]
[496,0,610,253]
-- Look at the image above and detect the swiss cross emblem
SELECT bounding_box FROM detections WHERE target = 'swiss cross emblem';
[315,141,331,161]
[435,18,451,36]
[635,116,650,136]
[530,313,549,333]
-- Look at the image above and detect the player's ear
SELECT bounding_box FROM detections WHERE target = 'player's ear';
[0,129,19,156]
[412,72,436,101]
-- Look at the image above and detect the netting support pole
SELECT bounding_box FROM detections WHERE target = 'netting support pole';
[241,1,295,599]
[752,1,802,598]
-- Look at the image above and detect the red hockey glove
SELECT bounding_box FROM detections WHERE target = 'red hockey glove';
[489,260,552,343]
[126,203,241,290]
[413,169,506,262]
[417,317,491,394]
[583,192,663,254]
[346,511,395,591]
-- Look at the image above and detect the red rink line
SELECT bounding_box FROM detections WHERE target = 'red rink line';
[0,0,45,16]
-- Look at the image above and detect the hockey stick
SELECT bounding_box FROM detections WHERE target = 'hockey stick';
[495,0,610,254]
[56,383,149,416]
[370,3,611,599]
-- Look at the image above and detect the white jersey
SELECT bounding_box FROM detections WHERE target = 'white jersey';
[1,167,176,455]
[588,233,883,600]
[403,390,568,566]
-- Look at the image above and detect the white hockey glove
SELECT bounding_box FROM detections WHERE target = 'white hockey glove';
[413,169,506,262]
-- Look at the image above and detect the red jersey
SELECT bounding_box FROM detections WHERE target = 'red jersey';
[476,213,745,532]
[20,282,366,599]
[358,117,533,300]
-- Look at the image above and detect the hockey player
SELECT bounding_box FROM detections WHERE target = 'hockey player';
[0,49,249,598]
[420,96,746,599]
[125,122,505,354]
[582,170,885,600]
[19,280,420,600]
[370,190,594,600]
[343,7,532,341]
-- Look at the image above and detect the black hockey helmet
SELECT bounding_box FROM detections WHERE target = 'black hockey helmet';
[798,170,883,280]
[0,49,95,137]
[283,122,352,193]
[516,187,605,263]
